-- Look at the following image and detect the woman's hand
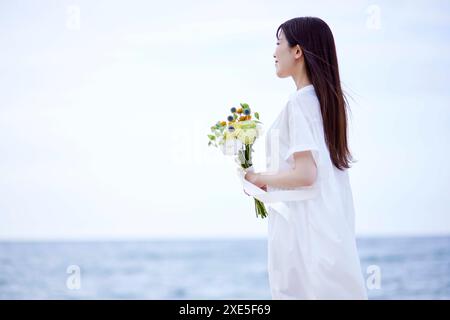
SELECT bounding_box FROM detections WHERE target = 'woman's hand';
[244,171,267,188]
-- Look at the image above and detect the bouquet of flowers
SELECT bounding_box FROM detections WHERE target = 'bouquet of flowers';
[207,103,268,219]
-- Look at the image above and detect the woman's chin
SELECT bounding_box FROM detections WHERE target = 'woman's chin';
[275,70,288,78]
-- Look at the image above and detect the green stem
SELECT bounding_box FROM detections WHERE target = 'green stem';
[240,143,268,219]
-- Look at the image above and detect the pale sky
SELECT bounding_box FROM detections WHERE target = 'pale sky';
[0,0,449,240]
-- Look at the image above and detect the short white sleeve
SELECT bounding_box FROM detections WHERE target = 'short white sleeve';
[284,97,320,168]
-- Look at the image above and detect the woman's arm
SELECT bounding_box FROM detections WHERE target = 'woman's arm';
[245,150,317,189]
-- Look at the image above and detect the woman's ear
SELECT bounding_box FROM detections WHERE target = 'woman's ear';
[294,45,303,60]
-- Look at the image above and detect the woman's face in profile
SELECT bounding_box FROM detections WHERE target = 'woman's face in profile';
[273,29,297,78]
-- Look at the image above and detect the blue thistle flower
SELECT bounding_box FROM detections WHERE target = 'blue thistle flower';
[230,107,237,113]
[228,126,235,132]
[244,109,251,115]
[227,115,234,121]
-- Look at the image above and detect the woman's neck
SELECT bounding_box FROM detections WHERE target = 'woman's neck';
[292,63,312,90]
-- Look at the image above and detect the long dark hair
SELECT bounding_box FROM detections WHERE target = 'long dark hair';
[276,17,355,170]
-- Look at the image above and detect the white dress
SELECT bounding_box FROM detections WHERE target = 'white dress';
[265,85,368,300]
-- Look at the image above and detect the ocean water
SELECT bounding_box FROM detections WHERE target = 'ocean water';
[0,236,449,300]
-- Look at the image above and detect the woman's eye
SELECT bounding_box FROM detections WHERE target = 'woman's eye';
[276,42,280,45]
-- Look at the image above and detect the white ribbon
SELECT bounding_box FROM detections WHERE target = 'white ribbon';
[237,166,319,222]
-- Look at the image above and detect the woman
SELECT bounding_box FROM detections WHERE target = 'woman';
[244,17,368,299]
